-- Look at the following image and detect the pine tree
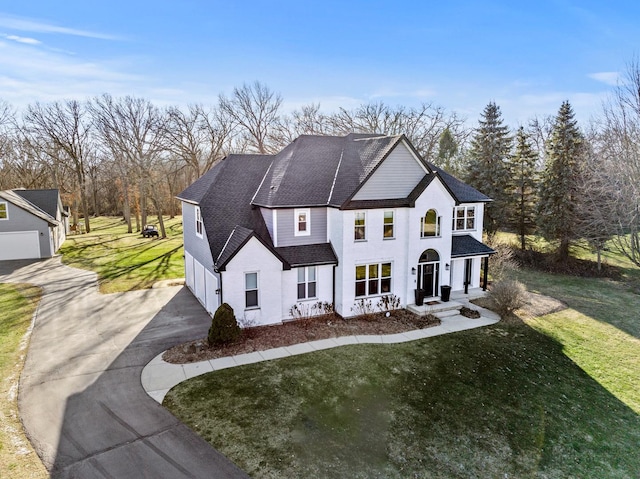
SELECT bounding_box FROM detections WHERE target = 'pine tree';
[537,101,585,261]
[436,127,458,173]
[509,126,538,250]
[466,102,513,238]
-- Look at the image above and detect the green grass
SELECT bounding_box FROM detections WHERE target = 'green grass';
[0,283,47,478]
[59,216,184,293]
[165,235,640,478]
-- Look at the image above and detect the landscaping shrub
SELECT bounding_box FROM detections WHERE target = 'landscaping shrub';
[489,279,528,317]
[208,303,241,346]
[486,241,517,281]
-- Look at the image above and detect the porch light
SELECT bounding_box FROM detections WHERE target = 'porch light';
[411,267,416,275]
[445,263,450,271]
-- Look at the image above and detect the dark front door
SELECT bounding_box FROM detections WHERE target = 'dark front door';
[419,262,439,298]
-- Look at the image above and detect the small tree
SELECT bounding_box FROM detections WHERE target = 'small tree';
[208,303,241,346]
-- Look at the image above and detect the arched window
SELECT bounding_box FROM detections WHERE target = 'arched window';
[419,249,440,263]
[421,209,441,237]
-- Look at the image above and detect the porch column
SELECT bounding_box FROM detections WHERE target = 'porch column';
[482,256,489,291]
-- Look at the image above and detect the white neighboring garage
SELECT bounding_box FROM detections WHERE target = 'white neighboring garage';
[0,231,41,260]
[0,189,68,261]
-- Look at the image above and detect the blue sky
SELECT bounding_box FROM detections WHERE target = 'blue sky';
[0,1,638,126]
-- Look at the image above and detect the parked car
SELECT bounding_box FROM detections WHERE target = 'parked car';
[142,225,159,238]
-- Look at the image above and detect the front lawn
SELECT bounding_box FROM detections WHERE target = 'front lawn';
[165,314,640,478]
[161,230,639,477]
[59,216,184,293]
[0,283,47,478]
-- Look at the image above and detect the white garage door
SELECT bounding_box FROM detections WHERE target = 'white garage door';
[0,231,40,260]
[205,269,219,315]
[185,251,195,291]
[194,260,206,306]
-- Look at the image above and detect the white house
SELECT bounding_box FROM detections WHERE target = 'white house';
[0,188,69,261]
[177,134,495,326]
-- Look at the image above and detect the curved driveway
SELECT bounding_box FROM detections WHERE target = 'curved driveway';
[0,258,249,479]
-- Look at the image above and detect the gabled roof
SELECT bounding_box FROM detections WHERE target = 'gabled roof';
[13,189,66,218]
[178,134,493,269]
[177,154,275,269]
[275,243,338,268]
[428,163,491,203]
[451,235,496,257]
[252,133,404,208]
[0,190,59,226]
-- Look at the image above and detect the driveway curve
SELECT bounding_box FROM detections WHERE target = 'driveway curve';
[0,258,249,479]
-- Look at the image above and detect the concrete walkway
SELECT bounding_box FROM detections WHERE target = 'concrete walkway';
[142,302,501,403]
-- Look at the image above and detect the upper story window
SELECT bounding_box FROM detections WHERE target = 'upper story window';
[354,211,366,241]
[0,202,7,220]
[245,272,259,308]
[421,209,441,237]
[297,266,317,300]
[195,206,203,237]
[453,206,475,231]
[383,211,394,239]
[295,208,311,236]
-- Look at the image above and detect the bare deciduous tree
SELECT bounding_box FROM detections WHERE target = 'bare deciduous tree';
[218,81,283,154]
[23,100,93,233]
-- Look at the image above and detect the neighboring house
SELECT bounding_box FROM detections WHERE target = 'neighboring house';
[177,134,495,326]
[0,188,69,261]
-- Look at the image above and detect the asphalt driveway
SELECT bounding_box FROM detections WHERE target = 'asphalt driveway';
[0,258,249,478]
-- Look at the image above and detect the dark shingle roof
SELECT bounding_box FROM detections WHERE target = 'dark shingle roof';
[252,134,403,208]
[177,154,275,268]
[274,243,338,267]
[12,189,64,218]
[0,190,58,225]
[451,235,496,257]
[428,163,491,203]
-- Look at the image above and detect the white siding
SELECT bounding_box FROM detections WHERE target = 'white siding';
[352,141,427,200]
[222,237,284,326]
[281,264,334,319]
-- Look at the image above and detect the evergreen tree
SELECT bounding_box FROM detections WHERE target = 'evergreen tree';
[436,127,458,173]
[509,126,538,250]
[537,101,585,261]
[466,102,513,238]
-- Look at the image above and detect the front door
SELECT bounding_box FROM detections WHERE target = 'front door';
[418,249,440,298]
[419,262,439,298]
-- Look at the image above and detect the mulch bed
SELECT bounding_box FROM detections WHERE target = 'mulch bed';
[163,310,440,364]
[459,306,481,319]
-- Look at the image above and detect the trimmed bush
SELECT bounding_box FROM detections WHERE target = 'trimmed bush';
[489,279,528,317]
[208,303,241,346]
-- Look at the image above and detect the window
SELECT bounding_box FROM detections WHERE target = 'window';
[453,206,475,231]
[245,272,258,308]
[0,202,7,220]
[355,262,392,297]
[297,266,317,299]
[383,211,394,239]
[354,212,366,241]
[195,206,203,237]
[295,208,310,236]
[421,209,441,237]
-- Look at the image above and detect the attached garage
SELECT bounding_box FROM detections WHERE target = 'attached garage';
[184,251,219,316]
[0,231,41,260]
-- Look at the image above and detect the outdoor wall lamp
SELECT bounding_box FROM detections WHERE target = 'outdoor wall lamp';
[445,263,450,271]
[411,267,416,275]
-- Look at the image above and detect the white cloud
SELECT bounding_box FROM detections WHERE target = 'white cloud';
[588,71,620,86]
[3,34,40,45]
[0,13,121,41]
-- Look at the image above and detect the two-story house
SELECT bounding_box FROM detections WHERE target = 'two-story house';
[177,133,494,326]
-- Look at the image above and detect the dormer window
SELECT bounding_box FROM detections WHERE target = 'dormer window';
[295,208,310,236]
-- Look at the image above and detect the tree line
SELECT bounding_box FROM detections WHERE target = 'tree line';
[0,62,638,267]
